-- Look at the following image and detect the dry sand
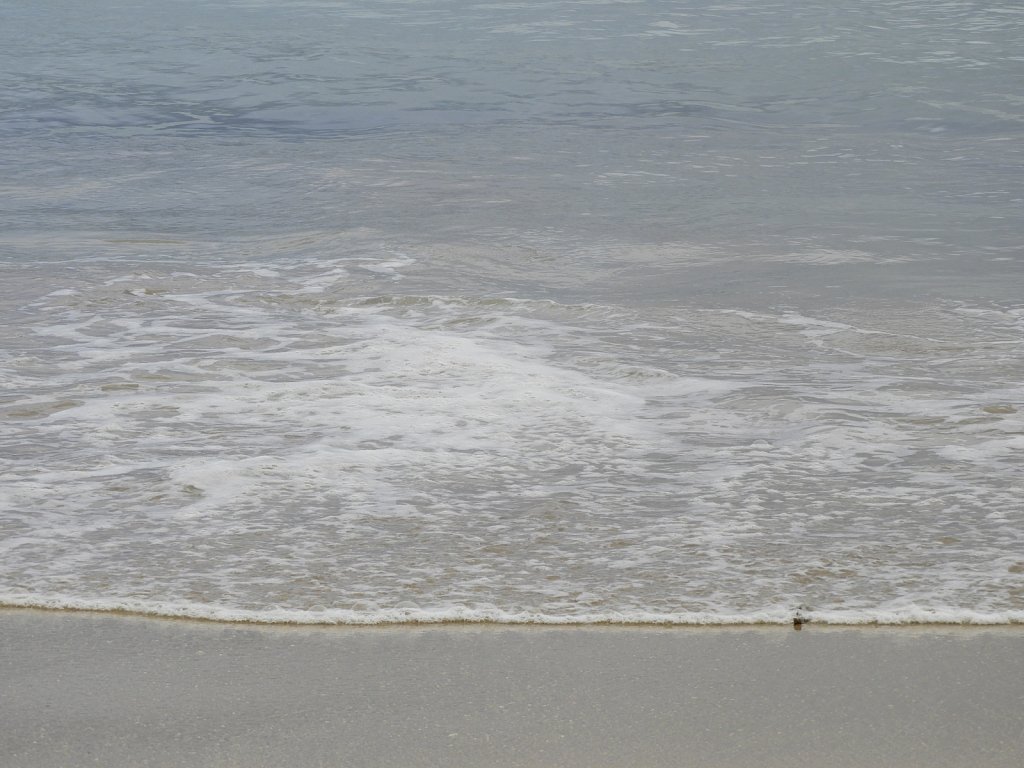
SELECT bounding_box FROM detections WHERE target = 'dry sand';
[2,608,1022,767]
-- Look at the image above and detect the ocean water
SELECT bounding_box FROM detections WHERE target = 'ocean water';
[1,0,1022,625]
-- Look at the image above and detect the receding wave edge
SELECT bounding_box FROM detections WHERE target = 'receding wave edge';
[2,593,1023,626]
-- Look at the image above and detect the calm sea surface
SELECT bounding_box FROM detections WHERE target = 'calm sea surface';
[2,0,1022,623]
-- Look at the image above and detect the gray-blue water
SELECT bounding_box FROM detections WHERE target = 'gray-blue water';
[1,0,1022,624]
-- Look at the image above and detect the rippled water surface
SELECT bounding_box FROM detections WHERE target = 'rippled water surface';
[1,0,1022,623]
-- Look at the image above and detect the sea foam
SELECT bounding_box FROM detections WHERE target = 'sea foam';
[2,257,1022,625]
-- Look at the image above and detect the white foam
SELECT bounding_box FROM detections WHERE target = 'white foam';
[2,592,1023,626]
[2,259,1023,624]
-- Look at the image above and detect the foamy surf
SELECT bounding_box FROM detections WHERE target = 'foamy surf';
[1,255,1022,627]
[3,0,1023,635]
[3,593,1023,627]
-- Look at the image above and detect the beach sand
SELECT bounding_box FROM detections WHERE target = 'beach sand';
[2,609,1022,767]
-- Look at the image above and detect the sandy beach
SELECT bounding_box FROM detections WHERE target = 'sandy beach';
[2,609,1022,767]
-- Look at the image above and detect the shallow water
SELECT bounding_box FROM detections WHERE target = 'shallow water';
[1,0,1022,623]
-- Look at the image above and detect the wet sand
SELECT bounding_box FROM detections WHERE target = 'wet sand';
[2,609,1022,767]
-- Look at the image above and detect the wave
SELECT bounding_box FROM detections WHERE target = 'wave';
[3,594,1022,627]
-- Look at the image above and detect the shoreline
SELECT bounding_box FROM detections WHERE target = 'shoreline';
[3,599,1023,627]
[3,609,1023,767]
